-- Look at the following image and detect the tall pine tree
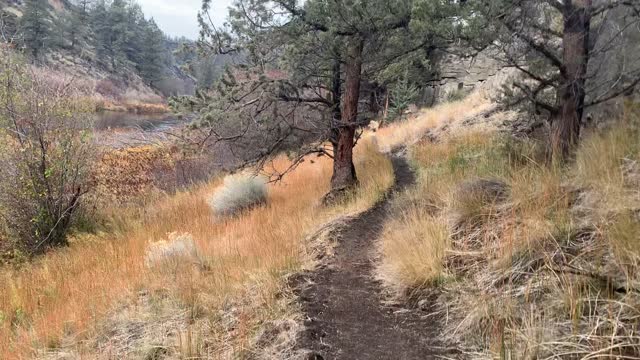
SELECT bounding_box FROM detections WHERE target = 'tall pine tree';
[20,0,54,59]
[140,19,166,86]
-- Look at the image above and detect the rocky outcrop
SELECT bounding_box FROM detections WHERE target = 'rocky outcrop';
[585,4,640,127]
[422,48,510,105]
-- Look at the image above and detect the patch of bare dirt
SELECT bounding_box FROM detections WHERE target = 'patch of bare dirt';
[295,155,448,359]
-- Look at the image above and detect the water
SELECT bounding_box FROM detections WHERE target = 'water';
[93,112,183,133]
[93,111,191,148]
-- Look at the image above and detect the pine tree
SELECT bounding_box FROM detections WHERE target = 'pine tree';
[91,0,111,65]
[0,10,19,43]
[67,0,93,50]
[108,0,131,70]
[140,19,167,86]
[191,0,461,192]
[124,3,145,67]
[20,0,54,59]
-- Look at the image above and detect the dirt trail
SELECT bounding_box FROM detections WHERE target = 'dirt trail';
[296,155,442,360]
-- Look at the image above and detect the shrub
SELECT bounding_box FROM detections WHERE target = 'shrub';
[144,233,199,269]
[95,78,123,100]
[0,48,94,254]
[446,88,467,102]
[388,72,419,121]
[208,174,268,216]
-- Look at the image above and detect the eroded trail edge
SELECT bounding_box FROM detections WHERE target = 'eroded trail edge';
[296,154,441,360]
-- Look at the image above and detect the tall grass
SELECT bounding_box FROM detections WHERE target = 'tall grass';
[374,91,496,152]
[0,138,393,358]
[376,98,640,358]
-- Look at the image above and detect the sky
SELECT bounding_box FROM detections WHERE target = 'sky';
[137,0,233,39]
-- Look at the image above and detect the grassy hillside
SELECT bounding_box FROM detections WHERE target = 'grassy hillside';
[1,0,194,112]
[0,138,393,358]
[376,97,640,357]
[1,82,637,357]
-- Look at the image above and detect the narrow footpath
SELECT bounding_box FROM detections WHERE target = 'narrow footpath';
[297,155,442,360]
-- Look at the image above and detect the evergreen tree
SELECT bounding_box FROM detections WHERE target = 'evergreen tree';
[124,3,145,67]
[20,0,54,59]
[91,0,111,64]
[108,0,131,70]
[140,19,167,85]
[467,0,640,161]
[187,0,463,192]
[67,0,93,50]
[0,10,19,43]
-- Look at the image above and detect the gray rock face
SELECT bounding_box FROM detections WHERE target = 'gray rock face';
[586,5,640,126]
[426,3,640,116]
[423,48,509,105]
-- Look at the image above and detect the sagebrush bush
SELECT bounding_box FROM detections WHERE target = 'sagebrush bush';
[144,233,199,268]
[209,174,268,216]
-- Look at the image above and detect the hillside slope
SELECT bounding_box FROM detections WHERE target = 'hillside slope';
[375,96,640,358]
[1,0,195,110]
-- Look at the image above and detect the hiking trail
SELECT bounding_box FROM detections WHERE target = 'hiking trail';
[296,154,444,360]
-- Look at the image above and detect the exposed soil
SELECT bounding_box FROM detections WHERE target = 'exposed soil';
[296,154,444,359]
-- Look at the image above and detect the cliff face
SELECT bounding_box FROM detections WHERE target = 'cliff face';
[585,5,640,126]
[427,5,640,123]
[423,48,512,106]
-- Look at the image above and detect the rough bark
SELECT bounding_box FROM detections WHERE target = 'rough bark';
[330,55,342,159]
[330,38,364,191]
[551,0,591,161]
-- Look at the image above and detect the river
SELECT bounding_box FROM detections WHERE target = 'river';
[93,111,190,148]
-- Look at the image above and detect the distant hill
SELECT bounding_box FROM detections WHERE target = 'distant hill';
[0,0,197,103]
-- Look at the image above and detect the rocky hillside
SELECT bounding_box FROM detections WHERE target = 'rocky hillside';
[1,0,196,108]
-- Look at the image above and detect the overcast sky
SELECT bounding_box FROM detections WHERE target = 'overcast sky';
[137,0,233,39]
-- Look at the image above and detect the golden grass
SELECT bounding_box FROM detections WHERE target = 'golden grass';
[377,208,448,296]
[375,97,640,357]
[0,138,393,358]
[374,91,494,152]
[93,100,170,114]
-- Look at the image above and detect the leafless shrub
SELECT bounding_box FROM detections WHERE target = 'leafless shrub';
[0,48,94,254]
[95,78,123,100]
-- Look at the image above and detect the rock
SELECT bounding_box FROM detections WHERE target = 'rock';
[304,351,325,360]
[455,178,509,205]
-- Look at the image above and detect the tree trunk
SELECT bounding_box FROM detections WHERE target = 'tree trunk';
[551,0,591,161]
[330,38,364,191]
[330,55,341,160]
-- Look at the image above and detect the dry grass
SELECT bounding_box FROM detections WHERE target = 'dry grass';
[93,100,170,114]
[0,138,393,359]
[374,91,497,152]
[375,98,640,358]
[377,208,448,296]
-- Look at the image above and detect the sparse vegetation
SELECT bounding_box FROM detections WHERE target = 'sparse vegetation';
[0,49,94,254]
[3,0,640,358]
